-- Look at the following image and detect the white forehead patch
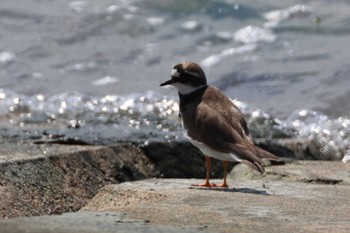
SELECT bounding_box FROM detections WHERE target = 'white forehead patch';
[171,68,180,77]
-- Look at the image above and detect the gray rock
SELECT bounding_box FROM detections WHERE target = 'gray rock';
[3,174,350,233]
[0,140,232,218]
[0,137,339,219]
[140,140,235,178]
[0,211,200,233]
[0,143,157,218]
[80,177,350,233]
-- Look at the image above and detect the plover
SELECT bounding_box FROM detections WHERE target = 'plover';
[160,61,280,188]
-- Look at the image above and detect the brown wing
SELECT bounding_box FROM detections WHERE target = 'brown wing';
[185,87,250,147]
[183,87,270,173]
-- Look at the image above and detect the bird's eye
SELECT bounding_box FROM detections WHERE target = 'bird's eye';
[184,71,199,78]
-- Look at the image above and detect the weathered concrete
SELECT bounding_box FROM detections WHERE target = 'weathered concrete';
[1,161,350,232]
[0,143,158,218]
[2,176,349,233]
[0,140,230,218]
[0,211,201,233]
[81,176,350,233]
[1,135,350,233]
[230,160,350,185]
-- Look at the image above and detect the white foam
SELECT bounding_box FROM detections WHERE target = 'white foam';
[0,51,15,63]
[233,26,276,44]
[146,17,165,27]
[342,153,350,163]
[285,109,350,160]
[263,4,312,29]
[201,44,257,67]
[91,76,119,86]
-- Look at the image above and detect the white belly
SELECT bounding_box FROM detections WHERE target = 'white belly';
[185,134,242,162]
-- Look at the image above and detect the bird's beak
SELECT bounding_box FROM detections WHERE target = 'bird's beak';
[160,79,175,86]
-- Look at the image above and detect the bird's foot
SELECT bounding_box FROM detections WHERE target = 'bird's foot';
[211,182,229,188]
[191,181,229,188]
[191,181,213,188]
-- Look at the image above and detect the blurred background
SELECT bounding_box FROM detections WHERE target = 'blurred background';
[0,0,349,161]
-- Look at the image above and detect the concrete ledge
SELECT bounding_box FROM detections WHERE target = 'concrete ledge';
[0,140,225,218]
[0,211,200,233]
[0,144,157,218]
[81,177,350,233]
[1,138,349,233]
[1,175,350,233]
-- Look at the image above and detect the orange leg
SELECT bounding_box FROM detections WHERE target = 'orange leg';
[192,156,212,187]
[212,161,229,188]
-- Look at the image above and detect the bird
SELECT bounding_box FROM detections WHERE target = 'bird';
[160,61,280,188]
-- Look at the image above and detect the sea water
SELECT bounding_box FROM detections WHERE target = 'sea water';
[0,0,349,161]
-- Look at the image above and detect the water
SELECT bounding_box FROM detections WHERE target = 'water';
[0,0,349,161]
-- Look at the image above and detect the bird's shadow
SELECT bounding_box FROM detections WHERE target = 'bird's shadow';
[189,186,269,195]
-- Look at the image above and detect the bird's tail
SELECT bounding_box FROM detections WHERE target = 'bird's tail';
[241,160,265,174]
[254,145,279,159]
[242,145,284,174]
[225,143,282,174]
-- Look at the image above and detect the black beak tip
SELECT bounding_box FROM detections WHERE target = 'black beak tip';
[160,79,173,87]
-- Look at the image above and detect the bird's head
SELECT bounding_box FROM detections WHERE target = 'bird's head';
[160,61,207,95]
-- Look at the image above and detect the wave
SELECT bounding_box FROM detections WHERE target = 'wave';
[0,88,349,162]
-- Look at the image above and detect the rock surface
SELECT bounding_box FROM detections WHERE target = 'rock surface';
[1,161,350,233]
[0,143,158,218]
[1,138,350,232]
[0,140,229,218]
[0,211,200,233]
[230,160,350,185]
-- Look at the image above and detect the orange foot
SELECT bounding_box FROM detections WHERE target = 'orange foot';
[191,183,213,188]
[192,182,229,188]
[191,181,213,188]
[212,182,229,188]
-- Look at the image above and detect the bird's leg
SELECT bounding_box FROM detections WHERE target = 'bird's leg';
[192,156,212,187]
[212,161,229,188]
